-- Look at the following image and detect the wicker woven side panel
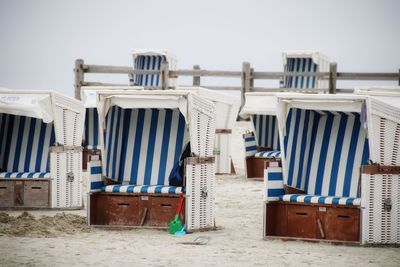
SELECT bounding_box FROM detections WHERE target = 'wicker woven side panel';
[361,173,400,244]
[186,162,215,231]
[189,94,215,157]
[368,99,400,165]
[50,151,83,208]
[186,94,216,231]
[54,105,84,146]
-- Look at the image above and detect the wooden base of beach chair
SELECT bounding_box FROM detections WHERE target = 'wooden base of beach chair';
[89,193,185,228]
[246,157,281,180]
[0,179,50,208]
[264,202,360,242]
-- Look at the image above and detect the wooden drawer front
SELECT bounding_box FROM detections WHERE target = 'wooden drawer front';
[287,205,317,238]
[147,196,181,227]
[104,195,141,226]
[0,181,14,207]
[24,181,49,208]
[324,207,360,241]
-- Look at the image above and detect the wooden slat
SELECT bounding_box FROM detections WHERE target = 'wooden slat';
[337,72,400,80]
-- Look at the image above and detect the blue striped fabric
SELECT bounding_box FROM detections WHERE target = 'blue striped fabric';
[255,151,281,158]
[0,172,50,178]
[284,58,318,89]
[83,108,100,150]
[284,108,370,198]
[101,184,185,194]
[104,106,188,186]
[89,159,103,191]
[130,55,166,86]
[279,194,361,206]
[243,132,257,157]
[264,167,284,201]
[252,115,280,150]
[0,114,55,175]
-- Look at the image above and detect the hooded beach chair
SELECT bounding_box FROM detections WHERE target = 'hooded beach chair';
[263,88,400,244]
[178,86,241,174]
[0,89,85,208]
[82,50,177,168]
[88,89,216,231]
[240,93,282,179]
[281,51,330,90]
[129,49,177,88]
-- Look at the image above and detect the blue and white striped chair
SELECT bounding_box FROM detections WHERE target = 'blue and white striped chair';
[0,114,55,179]
[282,52,330,90]
[130,55,166,87]
[83,108,101,150]
[244,115,281,159]
[95,106,188,195]
[265,108,369,206]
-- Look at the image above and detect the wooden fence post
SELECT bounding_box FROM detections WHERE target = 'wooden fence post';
[398,68,400,86]
[74,59,84,100]
[241,62,251,109]
[161,61,169,90]
[193,65,201,86]
[250,67,254,91]
[329,62,337,94]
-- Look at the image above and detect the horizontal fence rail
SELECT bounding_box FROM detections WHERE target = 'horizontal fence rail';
[74,59,400,108]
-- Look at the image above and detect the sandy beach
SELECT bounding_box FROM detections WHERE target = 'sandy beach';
[1,121,399,267]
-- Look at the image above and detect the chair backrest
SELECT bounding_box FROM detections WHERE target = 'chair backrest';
[0,113,55,173]
[84,108,100,150]
[284,108,369,198]
[104,106,188,186]
[132,55,166,87]
[284,57,318,89]
[252,115,280,150]
[243,132,257,157]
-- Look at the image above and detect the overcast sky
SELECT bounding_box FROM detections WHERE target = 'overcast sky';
[0,0,399,97]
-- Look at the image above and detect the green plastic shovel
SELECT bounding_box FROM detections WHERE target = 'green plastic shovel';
[169,195,185,234]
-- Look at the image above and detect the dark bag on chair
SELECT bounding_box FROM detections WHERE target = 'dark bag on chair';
[169,142,191,186]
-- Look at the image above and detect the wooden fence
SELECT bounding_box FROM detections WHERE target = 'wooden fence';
[74,59,400,107]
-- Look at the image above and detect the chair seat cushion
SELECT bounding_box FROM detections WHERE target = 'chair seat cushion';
[279,194,360,206]
[255,150,281,158]
[101,185,185,194]
[0,172,51,178]
[84,145,101,150]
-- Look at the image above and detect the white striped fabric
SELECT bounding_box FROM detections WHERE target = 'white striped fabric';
[279,194,361,206]
[84,108,100,150]
[284,108,369,198]
[0,113,55,174]
[101,184,184,194]
[251,115,280,150]
[243,132,257,157]
[255,151,281,158]
[264,167,284,202]
[104,106,188,186]
[284,58,318,89]
[0,172,51,178]
[130,55,166,86]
